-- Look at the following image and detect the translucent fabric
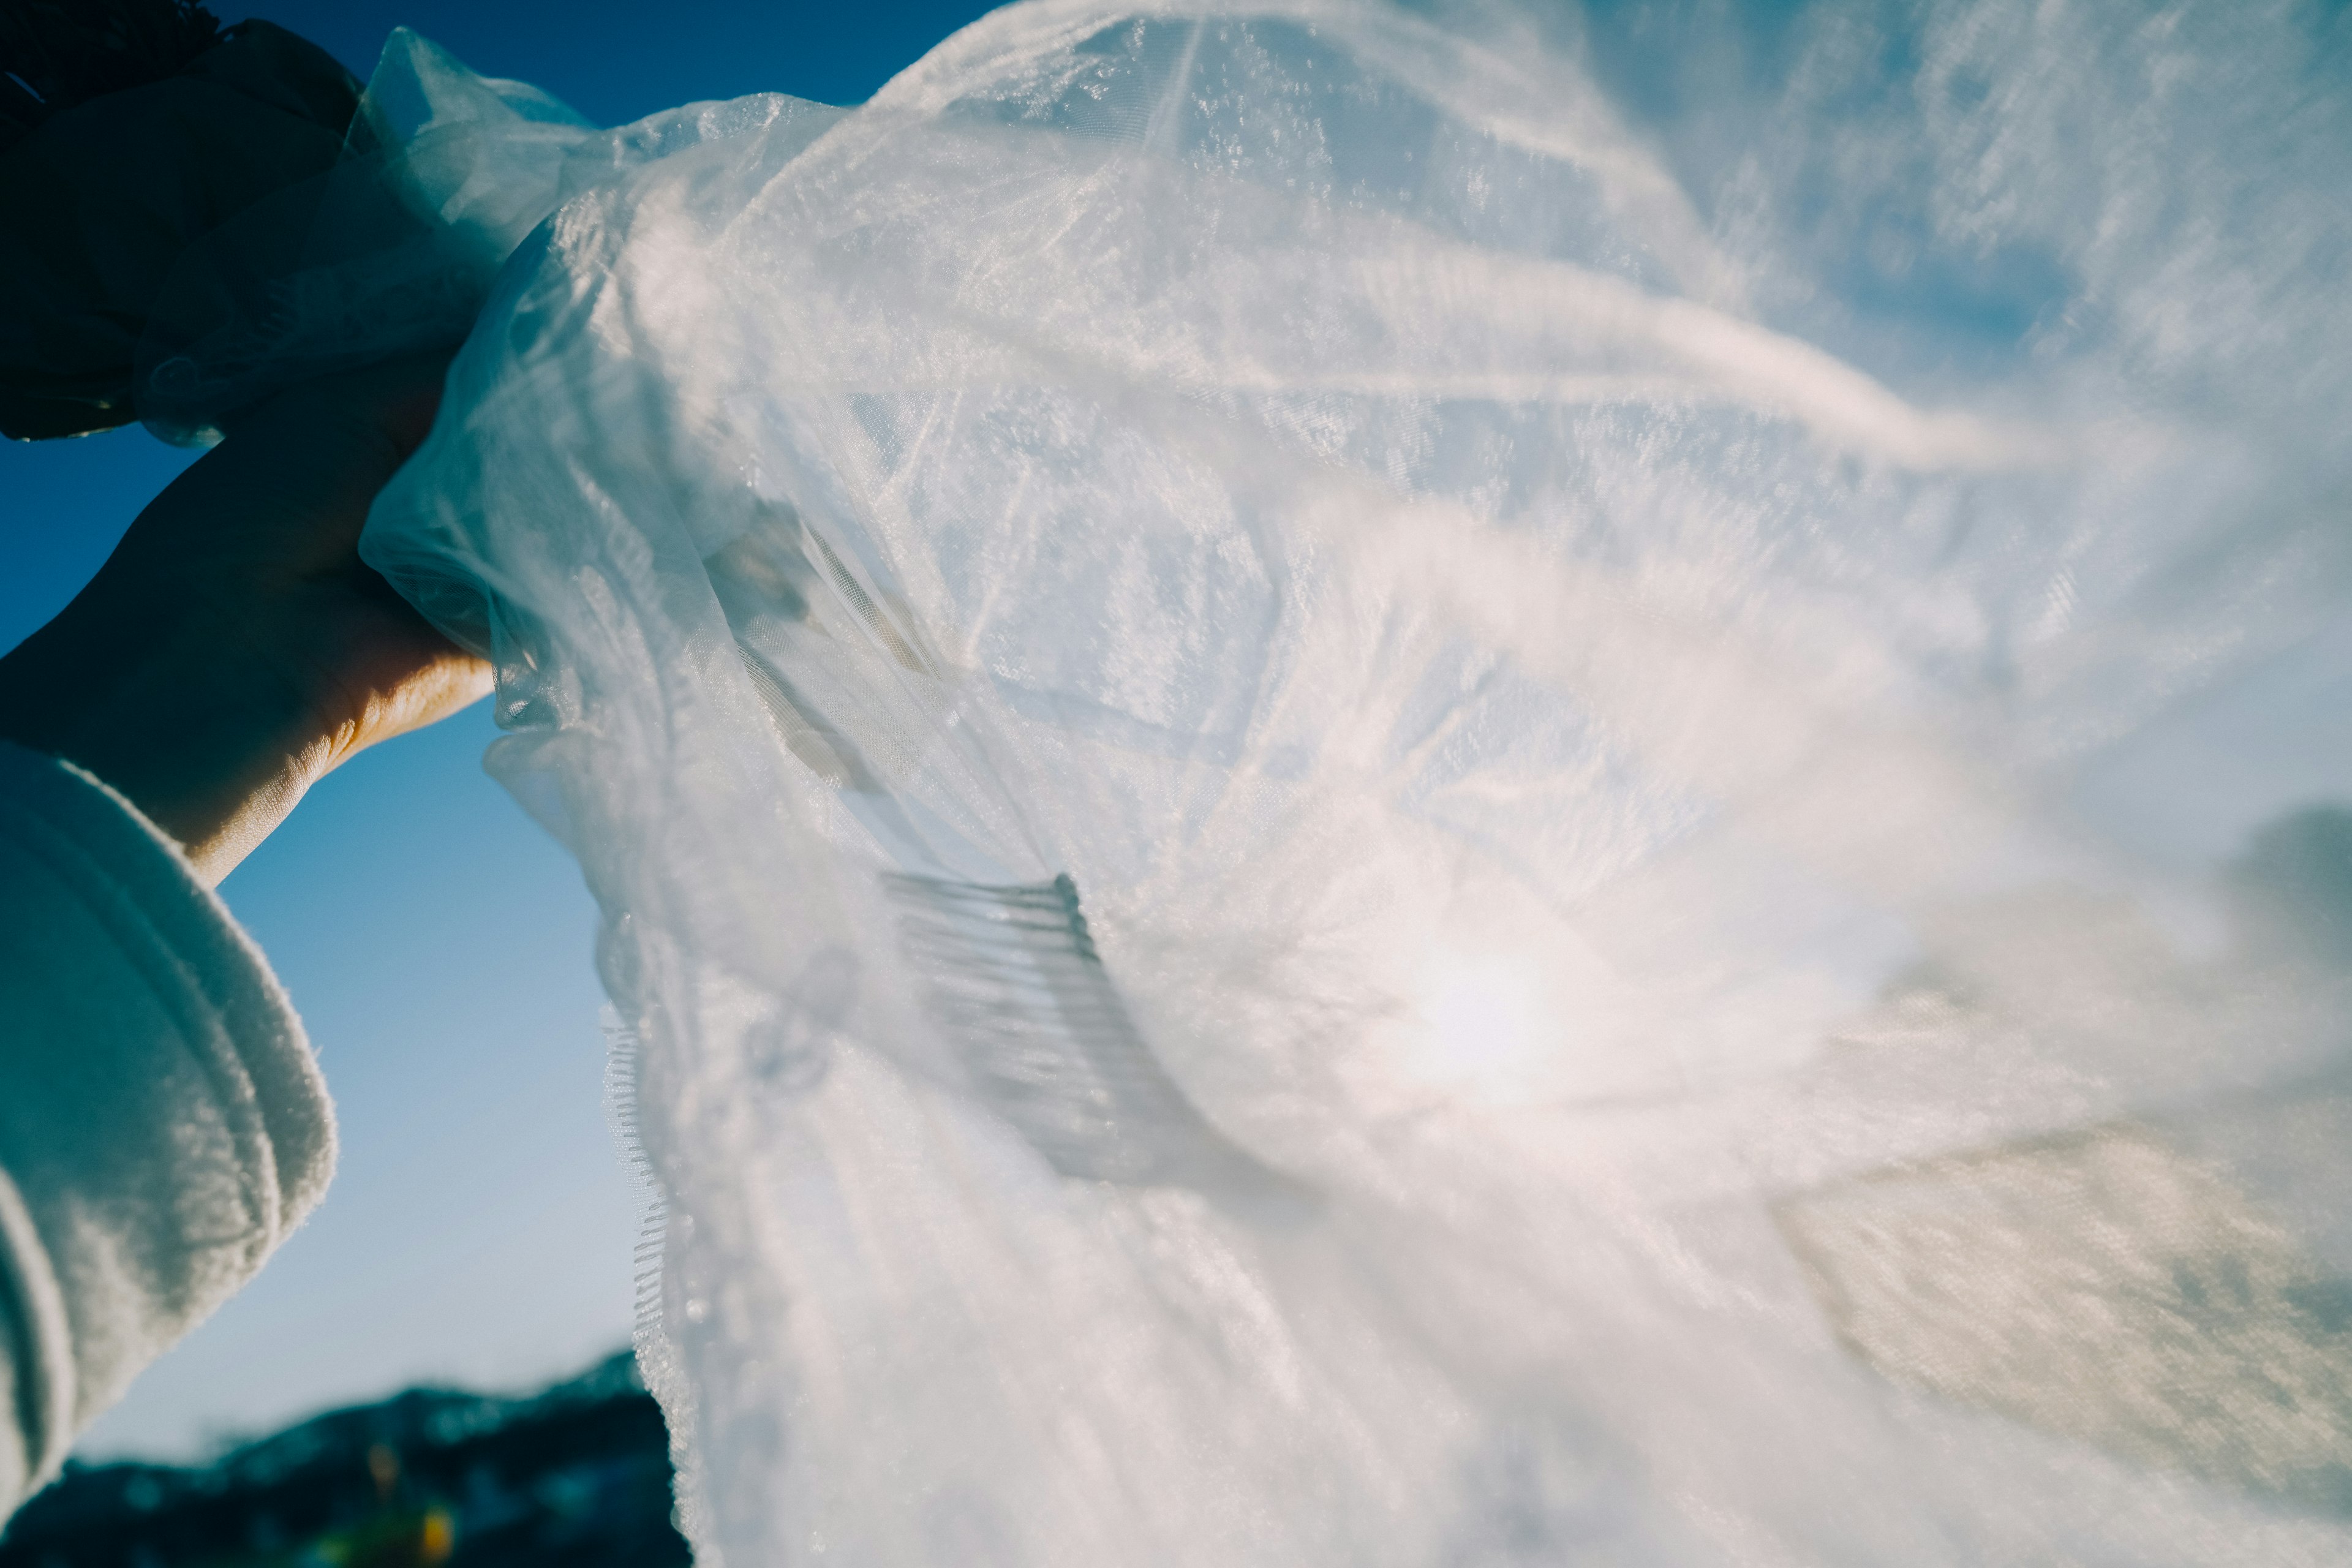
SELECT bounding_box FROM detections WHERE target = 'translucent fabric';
[358,3,2352,1563]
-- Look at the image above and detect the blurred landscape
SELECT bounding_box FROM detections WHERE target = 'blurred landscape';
[0,1356,682,1568]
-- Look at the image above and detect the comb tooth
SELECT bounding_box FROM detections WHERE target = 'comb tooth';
[881,871,1281,1193]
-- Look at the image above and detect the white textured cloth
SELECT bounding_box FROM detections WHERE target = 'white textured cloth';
[342,7,2352,1562]
[0,740,333,1519]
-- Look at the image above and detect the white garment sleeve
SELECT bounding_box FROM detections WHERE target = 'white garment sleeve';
[0,741,334,1517]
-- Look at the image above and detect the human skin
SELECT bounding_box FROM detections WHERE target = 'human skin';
[0,355,491,882]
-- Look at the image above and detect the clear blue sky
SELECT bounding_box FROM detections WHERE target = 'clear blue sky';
[0,0,1001,1462]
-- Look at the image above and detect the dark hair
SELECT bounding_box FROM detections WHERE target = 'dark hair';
[0,0,227,154]
[0,2,363,439]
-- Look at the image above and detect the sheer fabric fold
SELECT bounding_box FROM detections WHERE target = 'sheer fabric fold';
[342,4,2352,1562]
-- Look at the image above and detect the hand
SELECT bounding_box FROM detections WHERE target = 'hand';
[0,355,492,882]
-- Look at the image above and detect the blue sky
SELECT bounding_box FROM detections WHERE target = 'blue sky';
[0,0,1000,1462]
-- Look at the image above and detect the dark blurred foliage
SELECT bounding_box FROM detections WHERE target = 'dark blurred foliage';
[0,1353,687,1568]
